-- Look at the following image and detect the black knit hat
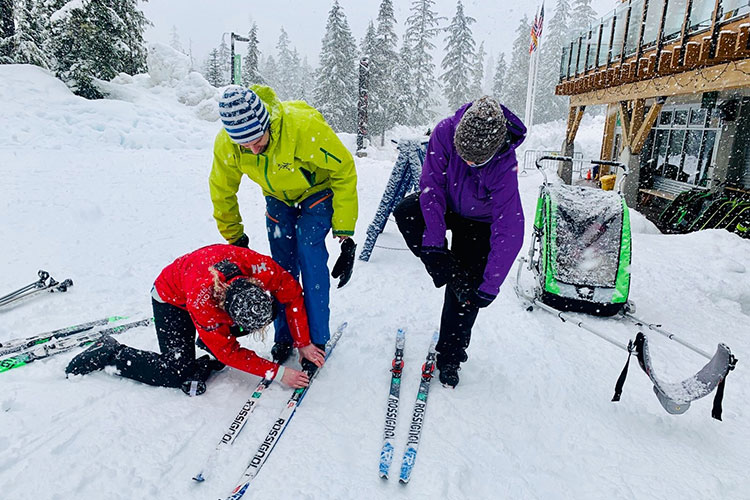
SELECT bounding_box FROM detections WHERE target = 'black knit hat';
[454,96,507,165]
[224,279,275,333]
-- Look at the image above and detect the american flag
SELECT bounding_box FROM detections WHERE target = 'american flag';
[529,3,545,54]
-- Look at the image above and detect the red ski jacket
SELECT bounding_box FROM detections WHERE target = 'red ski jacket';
[153,244,310,379]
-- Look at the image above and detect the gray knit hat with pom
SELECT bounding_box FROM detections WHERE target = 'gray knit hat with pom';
[454,96,507,165]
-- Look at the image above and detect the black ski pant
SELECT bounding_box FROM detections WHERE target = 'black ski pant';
[113,299,199,388]
[393,192,491,366]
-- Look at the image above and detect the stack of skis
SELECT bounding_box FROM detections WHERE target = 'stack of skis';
[0,315,152,373]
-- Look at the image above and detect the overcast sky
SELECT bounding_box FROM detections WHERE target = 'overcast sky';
[140,0,617,69]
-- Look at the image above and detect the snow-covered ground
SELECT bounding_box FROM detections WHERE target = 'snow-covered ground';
[1,61,749,500]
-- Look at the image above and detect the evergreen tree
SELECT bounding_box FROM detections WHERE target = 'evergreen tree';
[370,0,399,144]
[274,27,295,99]
[0,0,15,63]
[360,21,376,58]
[217,37,230,84]
[492,52,507,98]
[440,0,476,111]
[111,0,149,75]
[298,55,316,102]
[392,37,415,126]
[48,0,148,99]
[569,0,597,38]
[203,48,223,87]
[241,23,263,87]
[405,0,443,126]
[169,25,184,54]
[8,0,49,68]
[289,48,305,100]
[313,0,357,133]
[484,52,495,95]
[501,15,531,118]
[261,54,279,90]
[536,0,572,123]
[470,41,485,99]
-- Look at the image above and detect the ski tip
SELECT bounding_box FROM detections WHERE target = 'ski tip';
[380,473,389,480]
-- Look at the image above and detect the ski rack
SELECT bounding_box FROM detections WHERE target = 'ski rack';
[514,256,737,420]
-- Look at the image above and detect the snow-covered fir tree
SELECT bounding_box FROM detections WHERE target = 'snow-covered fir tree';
[5,0,49,68]
[360,21,376,58]
[536,0,572,123]
[440,0,476,111]
[169,25,184,54]
[241,23,263,87]
[298,55,316,102]
[313,0,357,132]
[501,15,531,118]
[217,37,230,84]
[492,52,507,98]
[274,27,295,99]
[470,40,486,99]
[203,48,223,87]
[392,37,416,126]
[261,54,279,91]
[289,48,305,100]
[111,0,149,75]
[0,0,15,63]
[48,0,148,99]
[569,0,597,38]
[370,0,399,144]
[484,52,495,95]
[405,0,443,126]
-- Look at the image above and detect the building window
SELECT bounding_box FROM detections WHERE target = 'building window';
[647,104,721,186]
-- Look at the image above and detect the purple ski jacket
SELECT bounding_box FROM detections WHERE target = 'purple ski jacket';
[420,102,526,298]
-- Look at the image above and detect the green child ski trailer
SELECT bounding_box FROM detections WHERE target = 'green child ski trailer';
[516,156,737,420]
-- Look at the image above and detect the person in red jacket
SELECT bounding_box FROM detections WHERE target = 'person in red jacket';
[65,245,325,394]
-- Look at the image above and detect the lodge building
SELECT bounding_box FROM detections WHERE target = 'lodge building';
[555,0,750,233]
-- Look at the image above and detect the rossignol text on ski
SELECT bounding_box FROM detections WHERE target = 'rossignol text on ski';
[379,328,405,479]
[223,322,347,500]
[399,331,438,484]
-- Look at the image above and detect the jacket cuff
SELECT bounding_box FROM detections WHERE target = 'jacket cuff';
[333,229,354,237]
[273,365,286,384]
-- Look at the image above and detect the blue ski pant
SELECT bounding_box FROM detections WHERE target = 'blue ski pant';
[265,190,333,346]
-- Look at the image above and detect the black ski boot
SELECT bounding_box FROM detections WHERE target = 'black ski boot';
[65,335,122,376]
[438,363,461,388]
[271,342,293,364]
[180,355,226,397]
[300,343,326,375]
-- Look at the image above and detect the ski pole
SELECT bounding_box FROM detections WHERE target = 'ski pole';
[0,270,50,303]
[623,312,713,360]
[0,279,73,309]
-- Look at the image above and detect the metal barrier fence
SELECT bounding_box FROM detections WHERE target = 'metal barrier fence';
[521,150,585,178]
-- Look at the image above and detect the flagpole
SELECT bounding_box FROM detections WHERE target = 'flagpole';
[524,4,541,134]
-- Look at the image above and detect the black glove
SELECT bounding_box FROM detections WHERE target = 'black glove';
[331,238,356,288]
[231,233,249,248]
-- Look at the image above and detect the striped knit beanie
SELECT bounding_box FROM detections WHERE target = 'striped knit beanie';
[219,85,270,144]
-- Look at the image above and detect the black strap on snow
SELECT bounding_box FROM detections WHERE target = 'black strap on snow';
[612,338,636,402]
[711,354,738,421]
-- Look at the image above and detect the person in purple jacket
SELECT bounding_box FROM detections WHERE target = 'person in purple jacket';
[394,96,526,388]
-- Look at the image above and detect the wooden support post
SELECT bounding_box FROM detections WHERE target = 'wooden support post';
[601,103,618,161]
[629,99,645,147]
[561,105,585,184]
[631,97,666,154]
[619,101,632,149]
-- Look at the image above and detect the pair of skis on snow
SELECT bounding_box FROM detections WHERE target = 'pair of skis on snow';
[192,322,347,500]
[0,315,153,373]
[379,329,439,484]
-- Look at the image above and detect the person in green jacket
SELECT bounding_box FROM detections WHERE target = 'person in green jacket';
[209,85,358,369]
